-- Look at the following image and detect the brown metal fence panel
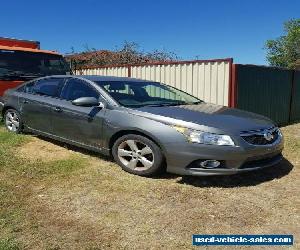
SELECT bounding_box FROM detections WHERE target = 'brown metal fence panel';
[75,59,232,106]
[290,70,300,122]
[236,65,293,125]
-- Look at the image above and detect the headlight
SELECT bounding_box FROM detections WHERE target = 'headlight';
[172,126,235,146]
[277,128,283,137]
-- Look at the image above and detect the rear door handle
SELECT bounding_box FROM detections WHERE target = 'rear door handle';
[53,107,62,113]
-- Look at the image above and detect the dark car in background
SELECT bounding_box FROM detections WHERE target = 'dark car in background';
[0,37,70,107]
[0,75,284,176]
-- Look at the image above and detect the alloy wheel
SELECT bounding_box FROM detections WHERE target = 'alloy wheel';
[5,110,20,132]
[117,139,154,171]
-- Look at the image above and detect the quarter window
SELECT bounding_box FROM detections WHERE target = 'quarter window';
[31,78,65,97]
[61,79,99,101]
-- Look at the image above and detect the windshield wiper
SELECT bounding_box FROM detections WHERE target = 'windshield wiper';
[0,71,43,79]
[189,101,204,104]
[144,102,186,107]
[123,100,203,108]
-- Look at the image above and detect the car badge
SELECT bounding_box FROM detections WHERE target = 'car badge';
[264,131,274,141]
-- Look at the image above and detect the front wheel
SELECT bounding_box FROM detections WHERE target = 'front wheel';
[4,109,22,133]
[112,134,164,176]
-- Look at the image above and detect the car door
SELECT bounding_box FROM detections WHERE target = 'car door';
[20,77,66,134]
[51,78,105,148]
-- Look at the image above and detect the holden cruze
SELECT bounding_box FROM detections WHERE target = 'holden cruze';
[0,75,284,176]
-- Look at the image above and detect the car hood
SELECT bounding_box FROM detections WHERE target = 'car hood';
[132,103,274,134]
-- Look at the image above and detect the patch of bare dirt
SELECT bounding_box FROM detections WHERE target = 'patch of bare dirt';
[17,137,76,163]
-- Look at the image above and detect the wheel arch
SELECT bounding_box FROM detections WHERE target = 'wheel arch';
[1,106,18,118]
[108,129,166,155]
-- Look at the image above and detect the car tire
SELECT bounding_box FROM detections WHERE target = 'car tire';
[112,134,164,176]
[4,109,22,134]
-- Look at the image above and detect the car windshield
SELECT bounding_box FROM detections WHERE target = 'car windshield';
[0,50,70,80]
[95,80,202,107]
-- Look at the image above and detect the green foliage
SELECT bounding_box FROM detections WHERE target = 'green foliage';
[265,19,300,69]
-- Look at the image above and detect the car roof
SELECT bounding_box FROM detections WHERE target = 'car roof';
[34,75,157,84]
[77,75,154,83]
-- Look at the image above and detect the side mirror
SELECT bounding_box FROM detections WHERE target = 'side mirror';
[98,102,105,109]
[72,97,104,108]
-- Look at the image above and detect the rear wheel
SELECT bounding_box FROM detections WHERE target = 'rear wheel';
[112,134,164,176]
[4,109,22,133]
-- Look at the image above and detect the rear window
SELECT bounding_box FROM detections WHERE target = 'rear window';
[0,50,70,80]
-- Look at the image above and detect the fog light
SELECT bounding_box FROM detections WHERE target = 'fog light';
[200,160,221,169]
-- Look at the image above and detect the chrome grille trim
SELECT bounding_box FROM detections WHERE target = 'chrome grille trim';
[240,127,281,146]
[240,126,277,137]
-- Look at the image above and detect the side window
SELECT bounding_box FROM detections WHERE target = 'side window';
[19,81,35,93]
[61,79,100,101]
[31,78,65,97]
[102,82,133,95]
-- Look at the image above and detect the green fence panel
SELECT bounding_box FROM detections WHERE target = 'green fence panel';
[290,70,300,122]
[236,65,293,125]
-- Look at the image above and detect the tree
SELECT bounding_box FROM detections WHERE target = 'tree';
[265,19,300,69]
[66,41,178,70]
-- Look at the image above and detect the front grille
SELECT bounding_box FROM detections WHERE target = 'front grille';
[240,153,283,169]
[241,127,280,145]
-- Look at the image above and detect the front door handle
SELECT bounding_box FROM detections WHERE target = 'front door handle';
[53,107,62,113]
[23,99,29,104]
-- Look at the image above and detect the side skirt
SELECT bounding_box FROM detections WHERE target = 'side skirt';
[24,126,111,156]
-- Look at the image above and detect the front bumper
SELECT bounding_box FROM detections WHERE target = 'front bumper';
[164,136,284,176]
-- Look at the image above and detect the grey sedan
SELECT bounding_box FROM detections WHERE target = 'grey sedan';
[0,75,284,176]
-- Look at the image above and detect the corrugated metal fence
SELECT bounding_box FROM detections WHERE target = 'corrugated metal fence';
[290,70,300,122]
[232,64,300,125]
[75,58,232,106]
[75,60,300,125]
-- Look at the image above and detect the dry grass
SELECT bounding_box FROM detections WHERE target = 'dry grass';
[17,137,77,163]
[0,123,299,249]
